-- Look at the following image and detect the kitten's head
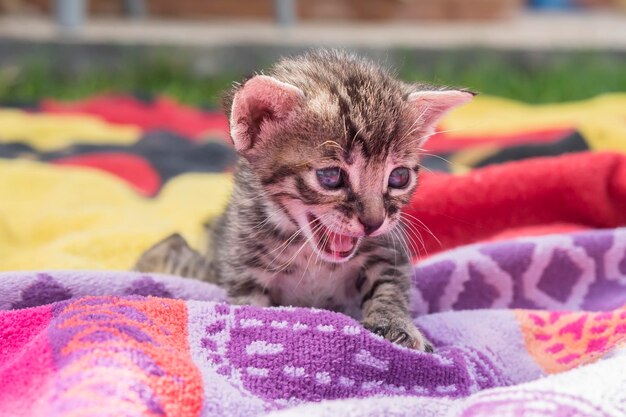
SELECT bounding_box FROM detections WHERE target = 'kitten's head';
[224,50,473,263]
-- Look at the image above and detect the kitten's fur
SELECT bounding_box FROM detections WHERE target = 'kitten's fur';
[135,50,473,351]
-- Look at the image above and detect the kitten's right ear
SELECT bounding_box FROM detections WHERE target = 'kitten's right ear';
[229,75,304,153]
[406,89,475,131]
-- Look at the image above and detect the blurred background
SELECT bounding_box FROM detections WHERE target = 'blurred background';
[0,1,625,272]
[0,0,625,106]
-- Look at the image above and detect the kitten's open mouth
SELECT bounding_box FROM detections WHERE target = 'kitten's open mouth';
[307,214,360,262]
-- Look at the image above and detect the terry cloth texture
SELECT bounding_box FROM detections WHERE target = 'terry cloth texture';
[1,243,626,417]
[1,94,626,416]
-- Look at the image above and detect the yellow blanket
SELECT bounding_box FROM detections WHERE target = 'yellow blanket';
[0,160,232,270]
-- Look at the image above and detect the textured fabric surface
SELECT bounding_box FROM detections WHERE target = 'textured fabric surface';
[406,151,626,257]
[2,228,626,417]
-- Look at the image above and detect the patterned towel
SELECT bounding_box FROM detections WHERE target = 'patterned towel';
[2,228,626,416]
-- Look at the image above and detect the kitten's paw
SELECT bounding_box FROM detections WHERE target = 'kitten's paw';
[363,317,434,352]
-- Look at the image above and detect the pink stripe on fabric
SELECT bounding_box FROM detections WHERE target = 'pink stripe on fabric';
[0,305,54,417]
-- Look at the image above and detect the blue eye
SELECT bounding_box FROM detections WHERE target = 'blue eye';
[316,167,344,189]
[388,167,410,189]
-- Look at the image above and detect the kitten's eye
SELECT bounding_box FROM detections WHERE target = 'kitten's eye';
[388,167,410,189]
[316,167,344,189]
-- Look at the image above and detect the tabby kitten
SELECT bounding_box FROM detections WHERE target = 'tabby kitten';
[135,50,473,351]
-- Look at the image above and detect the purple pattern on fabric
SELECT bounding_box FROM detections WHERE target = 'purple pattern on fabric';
[571,231,626,310]
[215,303,230,315]
[480,242,535,278]
[573,232,613,280]
[124,276,173,298]
[197,305,504,403]
[2,228,626,416]
[411,228,626,312]
[583,279,626,311]
[453,264,499,310]
[108,305,150,323]
[202,338,218,351]
[78,323,155,344]
[11,273,72,310]
[536,249,582,303]
[480,242,539,309]
[132,383,165,415]
[206,321,226,334]
[413,260,455,313]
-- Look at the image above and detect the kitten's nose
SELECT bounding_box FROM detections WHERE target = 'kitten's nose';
[359,217,384,236]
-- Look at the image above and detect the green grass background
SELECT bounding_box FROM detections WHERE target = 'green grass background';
[1,50,624,106]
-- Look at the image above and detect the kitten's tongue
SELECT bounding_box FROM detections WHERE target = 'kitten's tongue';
[327,230,355,253]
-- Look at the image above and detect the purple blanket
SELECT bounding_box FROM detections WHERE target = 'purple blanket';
[1,228,626,417]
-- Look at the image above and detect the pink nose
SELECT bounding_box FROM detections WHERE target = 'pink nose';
[359,217,384,236]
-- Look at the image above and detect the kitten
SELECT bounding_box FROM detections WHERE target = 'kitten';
[135,50,473,351]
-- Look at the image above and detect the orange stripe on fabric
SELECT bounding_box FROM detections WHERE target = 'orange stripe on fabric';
[51,296,202,417]
[515,306,626,374]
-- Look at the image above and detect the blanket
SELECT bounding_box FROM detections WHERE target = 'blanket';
[2,94,626,416]
[2,227,626,416]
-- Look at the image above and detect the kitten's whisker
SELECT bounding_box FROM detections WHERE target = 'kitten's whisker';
[414,104,430,124]
[265,228,304,260]
[410,105,430,129]
[414,126,472,144]
[270,234,314,275]
[292,237,318,296]
[400,212,442,248]
[417,153,462,170]
[349,125,366,148]
[317,140,345,152]
[263,213,326,271]
[268,215,330,274]
[402,220,429,259]
[396,228,415,263]
[398,118,423,144]
[396,223,419,258]
[397,220,425,259]
[249,206,282,231]
[293,157,342,169]
[415,161,435,174]
[388,228,400,268]
[399,107,430,143]
[294,219,329,294]
[390,224,413,263]
[398,217,427,252]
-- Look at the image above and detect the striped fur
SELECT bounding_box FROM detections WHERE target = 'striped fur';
[135,50,474,351]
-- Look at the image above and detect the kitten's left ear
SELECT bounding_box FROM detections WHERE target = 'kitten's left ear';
[230,75,304,154]
[407,89,475,134]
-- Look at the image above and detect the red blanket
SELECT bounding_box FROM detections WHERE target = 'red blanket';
[407,152,626,256]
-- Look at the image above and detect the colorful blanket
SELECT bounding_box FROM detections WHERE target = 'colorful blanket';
[1,94,626,416]
[2,227,626,416]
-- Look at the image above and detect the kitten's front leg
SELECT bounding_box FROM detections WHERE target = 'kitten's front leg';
[359,266,433,352]
[134,233,215,281]
[227,276,272,308]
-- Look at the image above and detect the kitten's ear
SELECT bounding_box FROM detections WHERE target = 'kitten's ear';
[230,75,304,153]
[407,89,475,133]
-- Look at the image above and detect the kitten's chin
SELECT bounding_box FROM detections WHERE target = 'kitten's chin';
[306,213,361,263]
